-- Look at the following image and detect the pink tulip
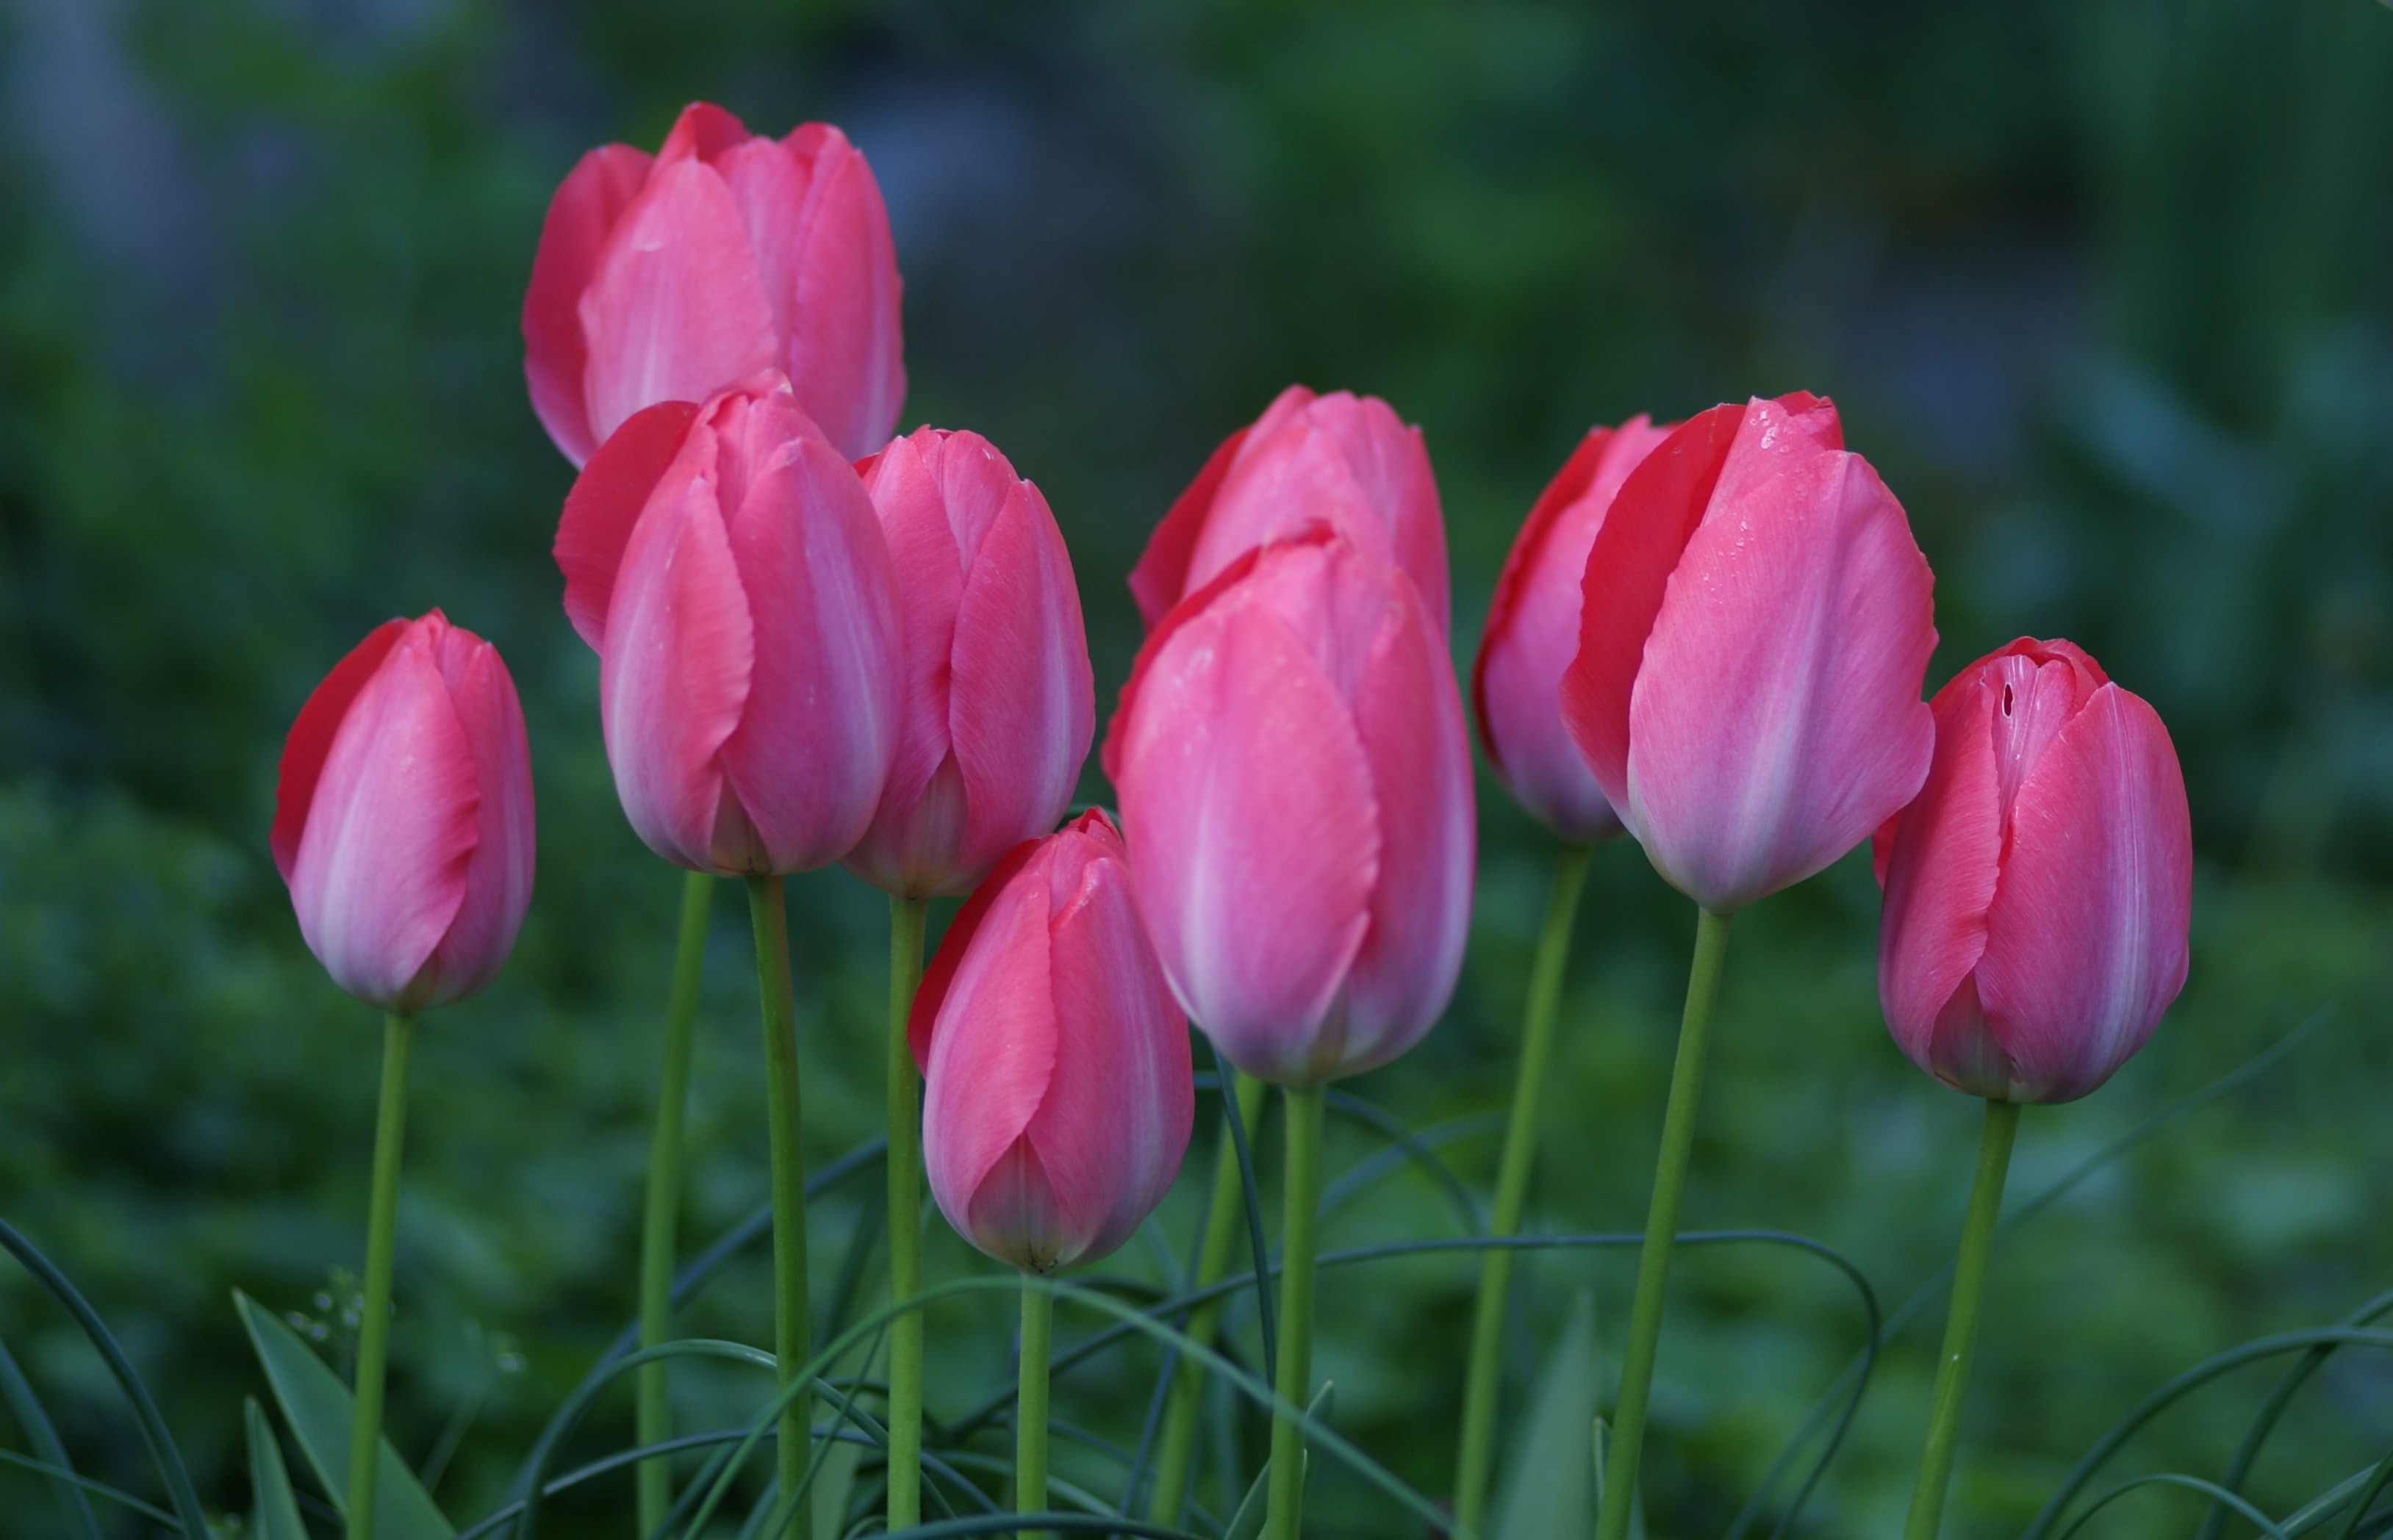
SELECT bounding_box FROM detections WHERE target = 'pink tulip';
[911,810,1193,1273]
[842,427,1095,898]
[1128,384,1449,638]
[1558,392,1937,913]
[523,101,904,467]
[1474,416,1675,844]
[1874,638,2192,1103]
[553,374,903,875]
[273,612,534,1012]
[1105,529,1474,1087]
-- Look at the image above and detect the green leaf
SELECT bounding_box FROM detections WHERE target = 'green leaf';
[245,1397,309,1540]
[1222,1381,1335,1540]
[1591,1414,1648,1540]
[234,1290,454,1539]
[1492,1289,1601,1540]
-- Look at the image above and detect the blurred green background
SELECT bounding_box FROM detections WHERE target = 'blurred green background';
[3,1,2392,1536]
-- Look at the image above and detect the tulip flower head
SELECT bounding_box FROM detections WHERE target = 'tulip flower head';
[1107,528,1475,1087]
[843,427,1095,898]
[273,612,534,1012]
[1875,638,2192,1104]
[912,810,1193,1273]
[524,101,904,467]
[554,374,903,876]
[1474,416,1674,844]
[1559,392,1937,913]
[1128,384,1449,638]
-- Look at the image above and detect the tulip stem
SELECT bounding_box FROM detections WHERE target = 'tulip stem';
[1596,906,1731,1540]
[886,893,930,1532]
[345,1010,414,1540]
[747,874,812,1540]
[1265,1084,1326,1540]
[1454,842,1591,1533]
[1148,1067,1271,1525]
[636,870,712,1537]
[1016,1281,1053,1539]
[1902,1097,2021,1540]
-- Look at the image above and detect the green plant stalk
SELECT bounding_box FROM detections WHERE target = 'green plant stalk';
[345,1011,415,1540]
[1149,1068,1271,1525]
[886,893,930,1531]
[1265,1084,1327,1540]
[1595,907,1731,1540]
[1902,1096,2021,1540]
[747,874,813,1540]
[1454,842,1591,1533]
[1017,1281,1053,1539]
[636,870,712,1536]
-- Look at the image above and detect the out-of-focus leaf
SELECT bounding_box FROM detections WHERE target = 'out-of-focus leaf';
[245,1397,309,1540]
[1491,1289,1599,1540]
[1223,1381,1334,1540]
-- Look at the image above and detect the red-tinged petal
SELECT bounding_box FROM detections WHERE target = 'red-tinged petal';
[273,618,409,883]
[415,625,536,1008]
[655,101,752,166]
[1103,535,1291,786]
[1474,426,1615,766]
[1976,684,2192,1101]
[599,450,754,872]
[578,159,778,447]
[1624,439,1935,911]
[781,126,905,461]
[908,835,1040,1070]
[287,623,481,1010]
[555,400,700,652]
[1128,422,1249,631]
[921,877,1059,1242]
[523,143,653,466]
[1560,401,1744,810]
[1877,671,2003,1072]
[1305,392,1449,638]
[715,134,809,349]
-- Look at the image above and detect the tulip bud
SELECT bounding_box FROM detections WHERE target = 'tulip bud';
[1875,638,2192,1103]
[554,374,903,875]
[1128,384,1449,638]
[1474,416,1674,844]
[1105,529,1475,1087]
[842,428,1095,898]
[1558,393,1938,913]
[273,612,535,1012]
[912,810,1193,1273]
[524,101,905,467]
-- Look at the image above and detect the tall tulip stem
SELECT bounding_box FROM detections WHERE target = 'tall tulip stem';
[1149,1067,1271,1525]
[1265,1084,1326,1540]
[1016,1280,1053,1539]
[345,1011,414,1540]
[1596,907,1732,1540]
[886,893,930,1530]
[1903,1097,2021,1540]
[636,871,712,1536]
[747,875,813,1540]
[1454,842,1591,1531]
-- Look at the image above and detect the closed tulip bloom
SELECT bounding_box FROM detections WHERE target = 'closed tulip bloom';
[524,101,903,467]
[843,427,1095,898]
[1128,384,1449,638]
[554,374,903,875]
[1106,529,1474,1086]
[913,810,1193,1273]
[273,612,535,1012]
[1474,416,1675,844]
[1875,638,2192,1103]
[1559,392,1937,913]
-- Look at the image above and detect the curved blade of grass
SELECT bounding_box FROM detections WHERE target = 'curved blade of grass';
[0,1449,179,1528]
[0,1332,103,1540]
[246,1396,310,1540]
[1320,1093,1492,1234]
[2056,1472,2290,1540]
[0,1215,209,1540]
[2196,1287,2393,1540]
[2332,1446,2393,1540]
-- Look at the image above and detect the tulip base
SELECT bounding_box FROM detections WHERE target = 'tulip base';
[1596,907,1731,1540]
[1265,1084,1325,1540]
[1902,1097,2021,1540]
[1017,1280,1052,1538]
[886,893,930,1530]
[346,1011,414,1540]
[637,870,713,1537]
[748,875,812,1540]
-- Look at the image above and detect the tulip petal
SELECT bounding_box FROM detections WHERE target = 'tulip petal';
[922,878,1058,1232]
[908,835,1041,1070]
[1308,393,1449,638]
[1128,422,1249,630]
[415,628,537,1008]
[781,125,905,461]
[273,618,408,882]
[1877,671,2003,1065]
[523,143,653,465]
[656,101,753,165]
[1474,425,1615,766]
[1977,684,2192,1101]
[1185,397,1407,627]
[555,399,700,652]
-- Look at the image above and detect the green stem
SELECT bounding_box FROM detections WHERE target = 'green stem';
[636,871,712,1537]
[1901,1097,2021,1540]
[1264,1084,1326,1540]
[747,875,812,1540]
[346,1011,415,1540]
[886,893,930,1531]
[1595,907,1732,1540]
[1149,1069,1271,1525]
[1016,1281,1053,1539]
[1454,843,1591,1533]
